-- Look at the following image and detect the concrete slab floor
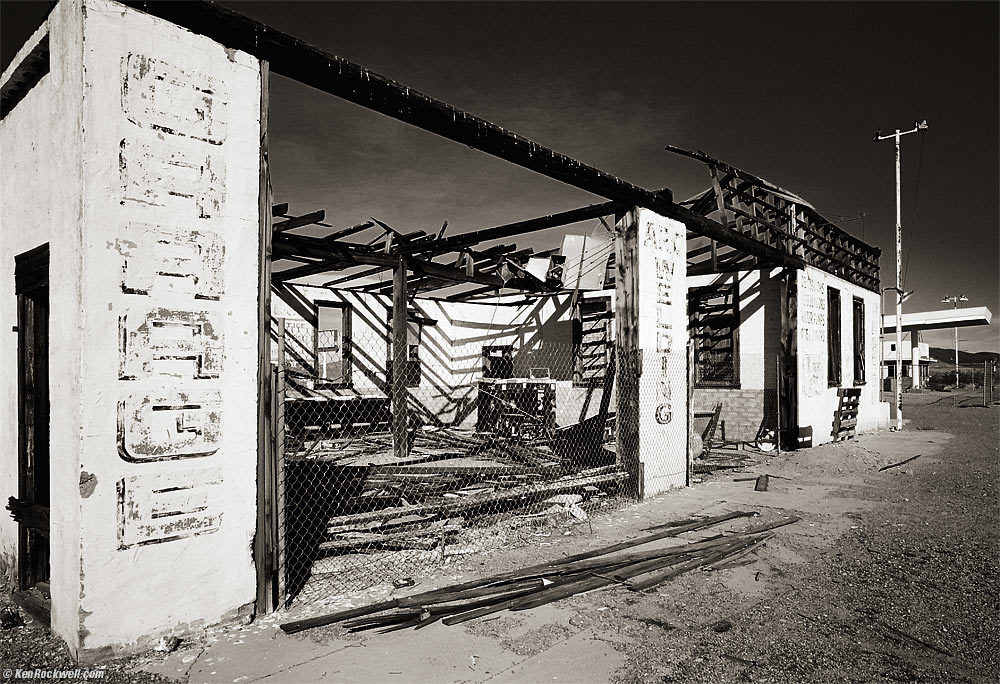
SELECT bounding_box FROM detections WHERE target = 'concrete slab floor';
[134,401,979,684]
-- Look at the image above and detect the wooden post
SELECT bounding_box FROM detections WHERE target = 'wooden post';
[392,256,409,459]
[255,61,275,614]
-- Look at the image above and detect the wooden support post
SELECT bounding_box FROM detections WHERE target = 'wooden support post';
[687,341,695,487]
[392,256,409,460]
[255,61,276,614]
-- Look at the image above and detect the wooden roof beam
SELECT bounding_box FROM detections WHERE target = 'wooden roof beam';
[272,209,326,234]
[400,200,626,256]
[119,2,812,271]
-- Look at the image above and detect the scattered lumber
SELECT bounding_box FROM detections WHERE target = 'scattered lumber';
[280,509,798,636]
[878,454,921,472]
[319,524,462,553]
[742,516,801,535]
[733,474,792,482]
[323,465,626,532]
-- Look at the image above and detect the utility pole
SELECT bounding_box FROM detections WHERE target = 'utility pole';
[876,120,927,430]
[942,294,968,389]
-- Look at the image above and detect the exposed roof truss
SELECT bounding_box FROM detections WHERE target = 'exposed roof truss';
[670,146,881,291]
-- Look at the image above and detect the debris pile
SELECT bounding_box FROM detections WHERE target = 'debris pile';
[285,425,623,564]
[280,511,799,635]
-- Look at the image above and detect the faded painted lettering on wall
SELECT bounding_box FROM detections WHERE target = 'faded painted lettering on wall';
[115,53,228,548]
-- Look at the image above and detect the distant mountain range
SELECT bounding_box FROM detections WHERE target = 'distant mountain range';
[927,347,999,365]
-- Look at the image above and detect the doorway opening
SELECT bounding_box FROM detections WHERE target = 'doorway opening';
[11,243,51,626]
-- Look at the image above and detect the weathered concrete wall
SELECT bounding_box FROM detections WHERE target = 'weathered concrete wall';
[272,287,609,429]
[616,209,688,498]
[0,0,87,649]
[273,285,464,422]
[796,266,885,446]
[72,0,261,658]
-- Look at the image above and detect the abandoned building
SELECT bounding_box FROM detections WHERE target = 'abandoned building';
[0,0,888,660]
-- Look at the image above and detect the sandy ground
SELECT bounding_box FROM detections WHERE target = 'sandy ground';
[2,389,997,683]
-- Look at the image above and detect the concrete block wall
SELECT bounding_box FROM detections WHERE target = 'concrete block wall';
[692,388,774,443]
[616,208,688,498]
[73,0,263,658]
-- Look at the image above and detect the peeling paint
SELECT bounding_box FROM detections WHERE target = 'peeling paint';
[121,53,228,145]
[118,306,223,380]
[117,390,222,461]
[115,224,225,300]
[120,138,225,218]
[116,469,223,548]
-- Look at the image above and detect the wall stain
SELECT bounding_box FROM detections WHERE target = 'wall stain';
[80,471,98,498]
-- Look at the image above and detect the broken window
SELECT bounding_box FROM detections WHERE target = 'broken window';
[853,297,865,384]
[315,300,351,386]
[827,287,842,386]
[688,279,739,387]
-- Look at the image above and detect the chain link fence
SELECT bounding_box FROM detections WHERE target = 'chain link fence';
[269,313,782,606]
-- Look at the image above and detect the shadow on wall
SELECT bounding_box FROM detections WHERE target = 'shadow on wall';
[274,288,615,433]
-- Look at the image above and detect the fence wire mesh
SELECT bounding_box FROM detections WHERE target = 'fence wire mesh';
[270,316,781,606]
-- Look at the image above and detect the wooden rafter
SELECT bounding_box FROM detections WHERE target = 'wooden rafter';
[120,1,811,272]
[667,146,880,291]
[273,209,326,234]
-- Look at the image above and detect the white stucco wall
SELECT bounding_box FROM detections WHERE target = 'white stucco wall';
[796,266,885,446]
[0,0,86,647]
[614,209,688,498]
[71,0,261,658]
[272,286,609,429]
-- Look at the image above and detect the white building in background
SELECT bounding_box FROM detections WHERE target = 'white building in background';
[881,307,993,390]
[881,338,932,388]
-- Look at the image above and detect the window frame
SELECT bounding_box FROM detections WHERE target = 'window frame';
[313,299,353,388]
[852,296,865,385]
[827,287,842,387]
[688,277,741,389]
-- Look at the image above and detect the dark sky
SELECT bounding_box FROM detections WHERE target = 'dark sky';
[3,1,998,351]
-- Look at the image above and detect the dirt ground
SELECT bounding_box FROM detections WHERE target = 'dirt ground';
[601,392,999,683]
[2,390,997,683]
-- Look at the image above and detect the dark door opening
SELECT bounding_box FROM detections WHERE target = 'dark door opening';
[11,244,50,615]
